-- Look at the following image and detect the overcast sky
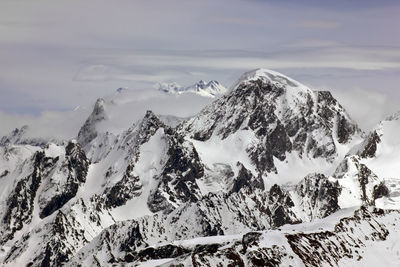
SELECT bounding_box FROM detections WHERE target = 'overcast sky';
[0,0,399,134]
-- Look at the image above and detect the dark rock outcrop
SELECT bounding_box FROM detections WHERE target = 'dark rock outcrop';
[77,98,107,149]
[230,163,264,194]
[39,142,89,218]
[1,151,45,243]
[359,131,381,158]
[268,184,300,227]
[103,163,142,209]
[296,173,341,219]
[148,130,204,213]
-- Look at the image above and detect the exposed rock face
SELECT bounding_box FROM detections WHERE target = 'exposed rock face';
[39,141,89,218]
[296,173,341,220]
[134,110,165,146]
[337,112,358,144]
[76,98,107,157]
[357,131,381,158]
[230,162,264,194]
[333,155,388,207]
[317,91,359,144]
[148,130,204,213]
[0,142,90,246]
[373,182,390,202]
[32,211,88,266]
[1,151,44,243]
[0,169,9,178]
[115,110,165,164]
[102,163,142,209]
[268,184,300,227]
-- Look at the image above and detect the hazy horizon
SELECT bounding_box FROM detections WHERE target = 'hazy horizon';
[1,0,399,133]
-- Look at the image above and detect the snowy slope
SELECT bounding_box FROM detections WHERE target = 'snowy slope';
[355,111,400,179]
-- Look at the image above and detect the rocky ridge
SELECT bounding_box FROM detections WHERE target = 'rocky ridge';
[158,80,228,98]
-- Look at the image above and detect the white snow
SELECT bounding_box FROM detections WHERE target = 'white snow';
[190,129,258,193]
[361,117,400,179]
[231,68,310,92]
[137,258,176,267]
[44,143,65,158]
[265,152,339,189]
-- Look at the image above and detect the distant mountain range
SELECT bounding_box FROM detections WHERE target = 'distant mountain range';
[158,80,228,97]
[0,69,399,266]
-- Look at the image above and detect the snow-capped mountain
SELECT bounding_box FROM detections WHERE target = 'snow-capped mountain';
[179,69,362,187]
[0,69,399,266]
[158,80,228,98]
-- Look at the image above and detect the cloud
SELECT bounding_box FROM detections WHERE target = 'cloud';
[297,20,340,29]
[0,108,90,140]
[0,88,216,140]
[332,88,400,131]
[74,64,190,84]
[74,45,400,82]
[283,39,340,48]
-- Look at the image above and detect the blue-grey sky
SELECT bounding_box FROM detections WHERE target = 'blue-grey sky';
[0,0,399,132]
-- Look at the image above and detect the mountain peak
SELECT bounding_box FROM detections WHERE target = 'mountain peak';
[142,110,163,125]
[197,80,206,86]
[231,68,306,91]
[93,98,106,115]
[76,98,107,149]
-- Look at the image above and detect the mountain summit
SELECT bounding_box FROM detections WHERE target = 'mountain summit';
[230,68,307,91]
